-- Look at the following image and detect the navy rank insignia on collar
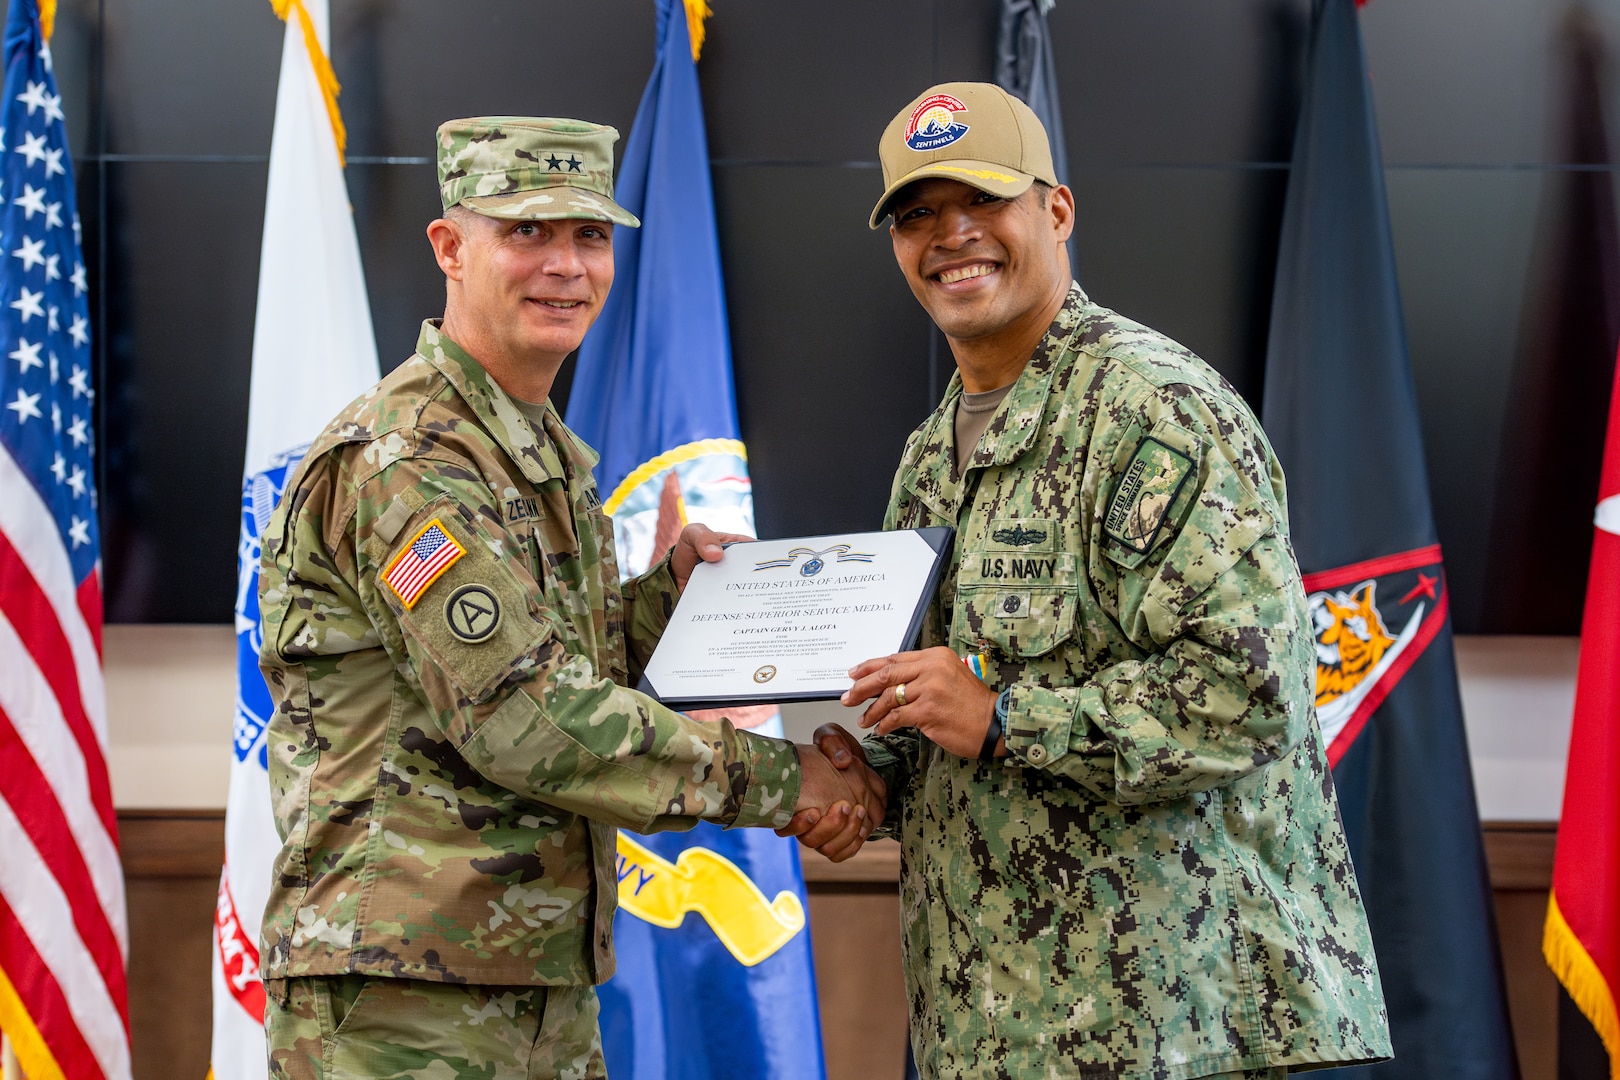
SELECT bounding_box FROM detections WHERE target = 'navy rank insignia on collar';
[991,525,1047,547]
[1104,437,1193,554]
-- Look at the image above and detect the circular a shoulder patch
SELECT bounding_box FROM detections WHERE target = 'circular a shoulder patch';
[445,584,501,643]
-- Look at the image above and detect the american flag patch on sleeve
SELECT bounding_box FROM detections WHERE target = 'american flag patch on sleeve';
[382,518,466,608]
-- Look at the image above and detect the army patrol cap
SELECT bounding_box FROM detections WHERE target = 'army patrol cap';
[436,116,640,227]
[869,82,1058,229]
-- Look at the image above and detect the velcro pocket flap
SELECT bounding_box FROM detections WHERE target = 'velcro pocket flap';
[957,583,1079,659]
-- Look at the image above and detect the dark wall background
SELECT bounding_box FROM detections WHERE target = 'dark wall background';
[39,0,1620,630]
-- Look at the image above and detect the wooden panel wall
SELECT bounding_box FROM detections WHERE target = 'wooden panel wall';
[1486,823,1561,1079]
[118,813,1556,1080]
[119,812,223,1080]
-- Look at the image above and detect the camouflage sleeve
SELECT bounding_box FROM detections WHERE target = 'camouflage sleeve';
[347,456,800,833]
[858,729,922,840]
[1001,385,1314,805]
[620,551,678,681]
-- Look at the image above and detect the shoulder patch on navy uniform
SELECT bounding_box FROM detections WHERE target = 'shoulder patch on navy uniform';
[444,583,501,643]
[1104,437,1193,554]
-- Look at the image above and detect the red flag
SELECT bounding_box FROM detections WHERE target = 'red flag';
[1546,341,1620,1076]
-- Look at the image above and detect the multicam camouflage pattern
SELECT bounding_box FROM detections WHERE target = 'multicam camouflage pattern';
[258,321,799,991]
[864,284,1391,1079]
[266,974,605,1080]
[436,116,640,226]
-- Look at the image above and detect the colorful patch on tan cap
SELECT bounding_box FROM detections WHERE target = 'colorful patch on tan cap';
[906,93,971,152]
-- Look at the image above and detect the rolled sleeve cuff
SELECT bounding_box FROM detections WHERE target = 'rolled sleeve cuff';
[854,738,907,841]
[729,729,802,830]
[629,551,679,636]
[861,739,906,795]
[1002,685,1085,770]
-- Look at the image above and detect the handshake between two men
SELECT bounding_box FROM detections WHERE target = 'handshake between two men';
[671,522,1003,864]
[776,641,1004,861]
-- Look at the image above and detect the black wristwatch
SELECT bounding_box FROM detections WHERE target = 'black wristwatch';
[983,688,1011,760]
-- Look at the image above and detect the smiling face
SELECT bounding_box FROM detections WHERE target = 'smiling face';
[430,208,615,399]
[888,178,1073,377]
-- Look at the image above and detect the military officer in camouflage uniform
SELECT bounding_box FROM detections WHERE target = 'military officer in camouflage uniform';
[786,84,1393,1079]
[258,117,884,1080]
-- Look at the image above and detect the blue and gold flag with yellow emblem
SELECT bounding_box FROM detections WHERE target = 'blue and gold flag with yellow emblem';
[565,2,827,1077]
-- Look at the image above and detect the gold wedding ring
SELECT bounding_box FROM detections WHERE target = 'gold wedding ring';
[894,682,908,707]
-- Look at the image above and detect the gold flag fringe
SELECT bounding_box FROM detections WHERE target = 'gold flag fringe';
[1545,892,1620,1080]
[683,0,711,62]
[269,0,347,165]
[38,0,54,41]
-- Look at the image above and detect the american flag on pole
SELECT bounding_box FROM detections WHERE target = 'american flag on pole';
[0,0,132,1077]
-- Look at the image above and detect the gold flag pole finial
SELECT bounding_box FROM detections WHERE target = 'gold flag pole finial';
[269,0,347,164]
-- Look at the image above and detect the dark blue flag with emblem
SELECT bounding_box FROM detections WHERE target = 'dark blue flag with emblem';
[565,2,826,1078]
[1261,1,1518,1077]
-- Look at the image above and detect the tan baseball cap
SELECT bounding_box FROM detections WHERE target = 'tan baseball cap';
[436,116,640,227]
[869,82,1058,229]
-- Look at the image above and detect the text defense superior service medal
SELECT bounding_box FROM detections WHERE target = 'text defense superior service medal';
[639,527,953,710]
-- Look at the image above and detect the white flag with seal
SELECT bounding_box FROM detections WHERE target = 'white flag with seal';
[209,1,378,1076]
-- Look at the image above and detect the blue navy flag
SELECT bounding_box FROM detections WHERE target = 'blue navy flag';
[565,2,826,1078]
[0,2,132,1079]
[1261,1,1517,1077]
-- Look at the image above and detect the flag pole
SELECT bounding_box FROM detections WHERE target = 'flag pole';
[2,1036,25,1080]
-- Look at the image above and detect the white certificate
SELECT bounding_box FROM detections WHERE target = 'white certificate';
[638,527,953,710]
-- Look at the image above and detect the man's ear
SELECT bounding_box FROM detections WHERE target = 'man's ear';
[1049,184,1076,245]
[427,216,466,281]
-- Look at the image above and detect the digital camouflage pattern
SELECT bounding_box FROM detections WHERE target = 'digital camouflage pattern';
[267,974,604,1080]
[865,284,1391,1079]
[436,116,640,226]
[258,321,800,994]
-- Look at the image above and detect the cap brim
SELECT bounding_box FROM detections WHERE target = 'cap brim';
[461,188,640,228]
[867,159,1035,229]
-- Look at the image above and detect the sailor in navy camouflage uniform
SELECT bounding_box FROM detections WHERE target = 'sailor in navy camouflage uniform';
[784,82,1393,1080]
